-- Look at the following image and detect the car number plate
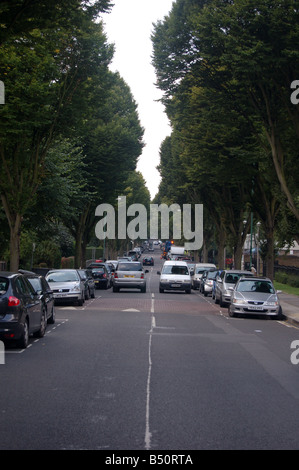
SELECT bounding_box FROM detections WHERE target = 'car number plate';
[171,283,181,288]
[124,275,134,278]
[250,306,263,310]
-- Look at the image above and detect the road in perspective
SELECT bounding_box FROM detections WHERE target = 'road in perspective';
[1,246,299,451]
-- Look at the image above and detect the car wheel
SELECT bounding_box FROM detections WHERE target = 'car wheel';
[48,304,55,324]
[113,286,119,292]
[159,287,164,293]
[77,295,84,306]
[17,319,29,349]
[185,289,191,294]
[215,295,219,304]
[219,295,226,307]
[141,286,146,293]
[34,310,46,338]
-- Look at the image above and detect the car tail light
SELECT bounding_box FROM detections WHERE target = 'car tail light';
[103,274,106,278]
[141,273,144,279]
[114,273,118,279]
[8,296,20,306]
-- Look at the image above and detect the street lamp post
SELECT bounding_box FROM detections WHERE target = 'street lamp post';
[256,221,261,275]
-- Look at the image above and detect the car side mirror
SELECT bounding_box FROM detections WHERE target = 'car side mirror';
[157,271,161,275]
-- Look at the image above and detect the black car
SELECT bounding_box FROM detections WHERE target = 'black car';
[77,269,95,299]
[19,270,55,324]
[0,272,46,348]
[88,264,112,289]
[143,257,154,266]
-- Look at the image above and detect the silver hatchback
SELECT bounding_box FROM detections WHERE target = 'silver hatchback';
[113,261,147,293]
[45,269,85,306]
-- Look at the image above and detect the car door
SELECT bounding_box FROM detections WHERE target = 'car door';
[15,276,41,332]
[41,277,54,320]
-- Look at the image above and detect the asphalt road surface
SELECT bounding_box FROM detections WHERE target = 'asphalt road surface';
[1,249,299,451]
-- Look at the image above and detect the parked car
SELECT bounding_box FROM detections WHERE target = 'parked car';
[212,270,223,300]
[45,269,85,306]
[158,260,191,294]
[228,277,283,319]
[214,270,253,307]
[143,256,154,266]
[191,263,216,290]
[200,269,218,296]
[88,264,112,289]
[0,272,46,348]
[113,261,147,292]
[19,269,55,324]
[77,269,95,299]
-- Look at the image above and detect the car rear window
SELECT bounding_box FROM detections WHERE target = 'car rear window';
[117,263,142,272]
[0,277,9,295]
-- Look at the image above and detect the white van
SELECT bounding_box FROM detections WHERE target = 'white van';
[158,260,192,294]
[191,263,216,290]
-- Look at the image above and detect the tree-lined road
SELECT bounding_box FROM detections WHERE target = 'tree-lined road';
[1,250,299,450]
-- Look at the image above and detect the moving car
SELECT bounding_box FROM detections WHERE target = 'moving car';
[113,261,147,292]
[0,272,46,348]
[214,270,253,307]
[158,260,191,293]
[20,269,55,324]
[228,277,283,319]
[143,256,154,266]
[45,269,85,306]
[88,264,112,289]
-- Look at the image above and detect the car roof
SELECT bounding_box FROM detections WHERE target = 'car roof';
[224,270,252,274]
[164,260,188,265]
[0,271,20,278]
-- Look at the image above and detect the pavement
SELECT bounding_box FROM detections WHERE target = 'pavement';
[278,292,299,327]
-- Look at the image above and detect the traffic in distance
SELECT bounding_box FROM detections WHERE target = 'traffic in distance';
[2,241,299,452]
[0,240,283,350]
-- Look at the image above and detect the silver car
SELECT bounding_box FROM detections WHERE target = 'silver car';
[45,269,85,306]
[215,270,253,307]
[228,277,283,318]
[113,261,147,293]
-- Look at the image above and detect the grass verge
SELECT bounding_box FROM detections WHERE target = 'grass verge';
[274,281,299,296]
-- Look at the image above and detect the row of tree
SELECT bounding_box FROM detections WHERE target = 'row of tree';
[151,0,299,279]
[0,0,150,270]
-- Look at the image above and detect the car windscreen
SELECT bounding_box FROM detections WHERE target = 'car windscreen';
[46,271,79,282]
[237,280,275,294]
[195,268,206,274]
[117,263,142,272]
[207,271,217,279]
[0,277,9,295]
[162,265,189,275]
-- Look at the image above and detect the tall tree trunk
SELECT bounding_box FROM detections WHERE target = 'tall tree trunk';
[1,194,22,271]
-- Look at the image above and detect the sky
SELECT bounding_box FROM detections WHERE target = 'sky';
[102,0,174,200]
